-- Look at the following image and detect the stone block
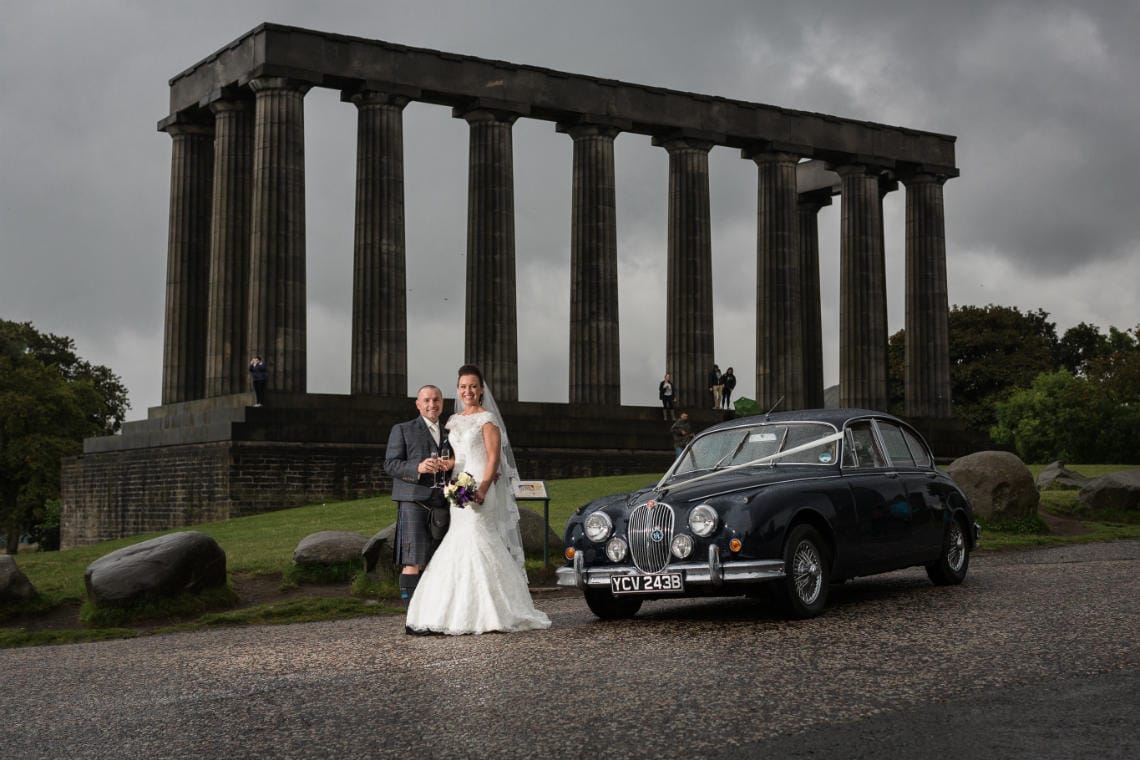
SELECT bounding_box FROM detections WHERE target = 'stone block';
[947,450,1039,521]
[85,531,227,607]
[0,555,39,602]
[294,531,369,565]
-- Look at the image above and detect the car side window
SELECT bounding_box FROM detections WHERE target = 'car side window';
[877,422,916,467]
[844,423,886,468]
[901,428,932,467]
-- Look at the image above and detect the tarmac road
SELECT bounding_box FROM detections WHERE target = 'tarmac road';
[2,541,1136,759]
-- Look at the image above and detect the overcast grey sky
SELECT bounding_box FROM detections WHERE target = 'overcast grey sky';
[2,0,1137,417]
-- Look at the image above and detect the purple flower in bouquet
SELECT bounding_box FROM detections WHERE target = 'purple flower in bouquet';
[443,471,478,508]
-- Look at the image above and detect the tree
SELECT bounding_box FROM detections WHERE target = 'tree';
[0,320,129,553]
[946,305,1057,430]
[1056,321,1112,376]
[991,370,1140,464]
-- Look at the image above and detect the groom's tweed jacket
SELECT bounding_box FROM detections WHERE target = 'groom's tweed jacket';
[385,416,449,503]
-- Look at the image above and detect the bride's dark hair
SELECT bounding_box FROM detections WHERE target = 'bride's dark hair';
[457,364,485,404]
[457,364,484,386]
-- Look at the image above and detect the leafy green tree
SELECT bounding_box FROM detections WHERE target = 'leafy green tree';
[1056,321,1115,376]
[0,320,129,553]
[947,305,1058,430]
[991,369,1140,464]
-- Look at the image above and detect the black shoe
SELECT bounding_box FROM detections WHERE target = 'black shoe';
[405,625,434,636]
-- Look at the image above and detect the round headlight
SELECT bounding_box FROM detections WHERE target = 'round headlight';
[671,533,694,559]
[584,511,614,543]
[688,504,718,537]
[605,537,628,562]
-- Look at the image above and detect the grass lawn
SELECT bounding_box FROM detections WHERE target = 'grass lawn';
[2,466,1136,647]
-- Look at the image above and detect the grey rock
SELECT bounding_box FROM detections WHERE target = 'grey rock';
[1077,470,1140,512]
[361,523,397,575]
[0,555,39,601]
[1036,461,1090,491]
[85,531,226,607]
[518,507,561,558]
[294,530,368,565]
[947,451,1039,521]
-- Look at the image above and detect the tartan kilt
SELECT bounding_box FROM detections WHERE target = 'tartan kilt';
[395,501,435,567]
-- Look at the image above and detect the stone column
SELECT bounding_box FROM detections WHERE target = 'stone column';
[749,150,804,410]
[653,137,714,410]
[458,107,519,401]
[797,189,832,409]
[560,123,621,406]
[349,91,410,396]
[160,118,214,405]
[205,98,254,397]
[836,164,889,410]
[247,77,310,394]
[903,172,952,417]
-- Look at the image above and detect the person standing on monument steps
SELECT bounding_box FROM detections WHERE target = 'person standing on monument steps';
[248,356,268,406]
[385,385,454,607]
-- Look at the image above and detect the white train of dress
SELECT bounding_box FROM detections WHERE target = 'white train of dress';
[405,411,551,634]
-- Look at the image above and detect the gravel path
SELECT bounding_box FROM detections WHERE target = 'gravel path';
[2,541,1136,759]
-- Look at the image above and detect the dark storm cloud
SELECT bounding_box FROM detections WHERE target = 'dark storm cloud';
[2,0,1137,415]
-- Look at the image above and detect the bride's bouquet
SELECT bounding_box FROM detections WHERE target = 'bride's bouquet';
[444,471,478,508]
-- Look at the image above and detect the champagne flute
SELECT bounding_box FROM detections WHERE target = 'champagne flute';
[437,442,452,488]
[428,449,439,487]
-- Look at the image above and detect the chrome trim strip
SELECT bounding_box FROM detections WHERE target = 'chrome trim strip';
[556,559,786,588]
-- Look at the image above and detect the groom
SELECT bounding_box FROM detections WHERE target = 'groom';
[385,384,453,606]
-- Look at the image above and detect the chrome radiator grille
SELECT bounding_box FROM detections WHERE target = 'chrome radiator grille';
[628,501,675,573]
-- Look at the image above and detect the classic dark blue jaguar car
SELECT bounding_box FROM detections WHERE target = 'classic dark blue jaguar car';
[557,409,979,619]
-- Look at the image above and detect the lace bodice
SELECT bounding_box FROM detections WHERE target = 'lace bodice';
[446,411,497,476]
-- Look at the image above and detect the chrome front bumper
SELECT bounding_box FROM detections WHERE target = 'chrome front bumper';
[555,545,785,589]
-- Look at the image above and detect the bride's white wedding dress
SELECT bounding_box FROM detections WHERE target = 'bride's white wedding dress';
[405,411,551,634]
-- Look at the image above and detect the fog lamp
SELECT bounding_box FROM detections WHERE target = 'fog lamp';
[565,547,576,560]
[605,537,628,562]
[671,533,694,558]
[729,538,742,552]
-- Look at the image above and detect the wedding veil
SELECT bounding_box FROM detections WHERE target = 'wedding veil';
[457,383,527,569]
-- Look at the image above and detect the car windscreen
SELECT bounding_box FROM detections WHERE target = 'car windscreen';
[669,422,838,477]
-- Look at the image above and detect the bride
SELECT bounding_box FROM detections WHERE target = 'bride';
[404,364,551,635]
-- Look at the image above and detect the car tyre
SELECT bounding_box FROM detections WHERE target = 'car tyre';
[583,588,643,620]
[776,524,830,619]
[926,516,970,586]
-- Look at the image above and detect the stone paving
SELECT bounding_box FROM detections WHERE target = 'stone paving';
[1,541,1136,758]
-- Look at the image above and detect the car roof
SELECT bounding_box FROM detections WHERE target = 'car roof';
[704,407,906,433]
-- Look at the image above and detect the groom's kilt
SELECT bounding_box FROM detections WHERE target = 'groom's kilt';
[396,500,437,566]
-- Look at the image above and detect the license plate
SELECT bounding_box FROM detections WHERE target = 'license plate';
[610,572,684,595]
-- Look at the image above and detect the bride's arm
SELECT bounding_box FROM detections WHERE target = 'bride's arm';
[476,421,501,503]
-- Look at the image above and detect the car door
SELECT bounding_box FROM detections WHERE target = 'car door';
[841,420,908,571]
[873,420,944,563]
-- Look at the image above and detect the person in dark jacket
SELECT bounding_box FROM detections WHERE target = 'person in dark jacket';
[720,367,737,410]
[708,364,722,410]
[248,356,269,406]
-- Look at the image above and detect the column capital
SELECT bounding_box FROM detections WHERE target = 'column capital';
[899,170,949,187]
[652,135,714,154]
[556,122,623,140]
[247,77,313,96]
[452,99,528,124]
[158,110,213,136]
[208,98,252,117]
[740,147,800,164]
[345,90,412,110]
[797,187,834,211]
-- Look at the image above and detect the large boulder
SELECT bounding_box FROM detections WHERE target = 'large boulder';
[518,506,561,559]
[85,531,227,607]
[294,530,369,566]
[0,555,38,602]
[1077,470,1140,512]
[947,450,1039,521]
[361,523,398,577]
[1036,461,1090,491]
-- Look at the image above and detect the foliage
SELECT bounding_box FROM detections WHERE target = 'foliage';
[991,370,1140,464]
[946,304,1058,430]
[0,320,129,553]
